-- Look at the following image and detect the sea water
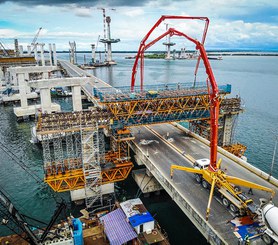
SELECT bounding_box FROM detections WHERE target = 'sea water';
[0,53,277,244]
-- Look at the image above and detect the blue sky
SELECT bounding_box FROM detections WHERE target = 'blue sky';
[0,0,277,51]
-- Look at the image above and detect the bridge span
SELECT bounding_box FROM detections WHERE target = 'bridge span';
[129,123,278,245]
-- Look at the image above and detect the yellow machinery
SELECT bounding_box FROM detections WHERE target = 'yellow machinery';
[171,159,275,220]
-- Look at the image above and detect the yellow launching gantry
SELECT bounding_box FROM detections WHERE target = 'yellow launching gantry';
[170,159,275,220]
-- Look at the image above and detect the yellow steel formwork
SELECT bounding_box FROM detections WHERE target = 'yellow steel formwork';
[45,162,133,192]
[100,94,213,125]
[45,169,85,192]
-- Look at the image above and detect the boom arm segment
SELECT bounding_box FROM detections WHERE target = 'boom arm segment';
[131,18,219,170]
[131,15,209,91]
[226,176,275,199]
[170,164,202,178]
[0,189,67,244]
[0,190,39,245]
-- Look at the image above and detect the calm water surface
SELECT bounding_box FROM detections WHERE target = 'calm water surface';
[0,53,277,244]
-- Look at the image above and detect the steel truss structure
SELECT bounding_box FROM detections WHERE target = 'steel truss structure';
[38,87,235,192]
[94,84,231,128]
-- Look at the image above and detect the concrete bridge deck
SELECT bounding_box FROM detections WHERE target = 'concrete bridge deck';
[130,123,278,245]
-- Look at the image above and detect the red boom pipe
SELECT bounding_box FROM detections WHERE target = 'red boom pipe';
[130,18,219,171]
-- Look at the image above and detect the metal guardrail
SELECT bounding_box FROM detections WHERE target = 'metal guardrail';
[93,83,231,102]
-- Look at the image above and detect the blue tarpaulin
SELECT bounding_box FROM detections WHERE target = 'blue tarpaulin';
[128,212,154,228]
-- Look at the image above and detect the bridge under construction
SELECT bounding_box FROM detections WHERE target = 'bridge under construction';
[2,15,275,245]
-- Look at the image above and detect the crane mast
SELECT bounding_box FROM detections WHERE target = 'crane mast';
[0,189,39,244]
[31,27,42,53]
[0,188,66,244]
[0,41,9,57]
[97,7,116,61]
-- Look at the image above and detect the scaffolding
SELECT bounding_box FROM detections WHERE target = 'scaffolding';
[81,123,103,211]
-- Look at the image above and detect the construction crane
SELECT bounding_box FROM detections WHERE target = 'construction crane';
[97,7,116,59]
[130,15,275,220]
[0,188,67,244]
[0,40,9,56]
[144,16,276,220]
[131,16,209,91]
[31,27,42,52]
[92,35,100,63]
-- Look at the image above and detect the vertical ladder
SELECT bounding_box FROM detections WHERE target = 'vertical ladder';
[81,123,103,212]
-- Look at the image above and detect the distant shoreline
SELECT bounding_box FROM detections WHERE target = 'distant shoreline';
[55,50,278,56]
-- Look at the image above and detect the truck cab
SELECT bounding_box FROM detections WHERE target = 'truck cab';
[194,158,210,170]
[193,158,210,185]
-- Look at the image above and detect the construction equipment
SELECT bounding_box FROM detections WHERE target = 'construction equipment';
[258,199,278,244]
[91,35,100,63]
[171,159,275,219]
[147,15,276,220]
[97,7,116,60]
[0,41,9,57]
[0,188,69,244]
[31,27,42,53]
[131,16,209,91]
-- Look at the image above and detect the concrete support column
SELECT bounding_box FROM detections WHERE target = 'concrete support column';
[72,85,82,111]
[53,43,57,66]
[27,45,31,55]
[34,46,38,63]
[91,44,95,63]
[40,44,45,66]
[18,73,28,108]
[48,43,53,66]
[107,43,112,63]
[40,88,52,113]
[0,69,4,85]
[19,45,24,55]
[223,114,234,146]
[24,72,31,93]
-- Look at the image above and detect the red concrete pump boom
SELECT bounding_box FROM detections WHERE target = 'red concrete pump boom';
[131,15,209,91]
[130,16,219,171]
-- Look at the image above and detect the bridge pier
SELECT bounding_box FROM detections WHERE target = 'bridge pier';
[18,73,28,108]
[223,114,234,146]
[40,88,52,113]
[72,85,82,111]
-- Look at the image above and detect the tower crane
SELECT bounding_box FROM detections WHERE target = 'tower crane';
[31,27,42,53]
[97,7,116,59]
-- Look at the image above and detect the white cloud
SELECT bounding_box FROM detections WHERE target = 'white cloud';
[121,7,144,17]
[74,8,93,17]
[0,0,277,51]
